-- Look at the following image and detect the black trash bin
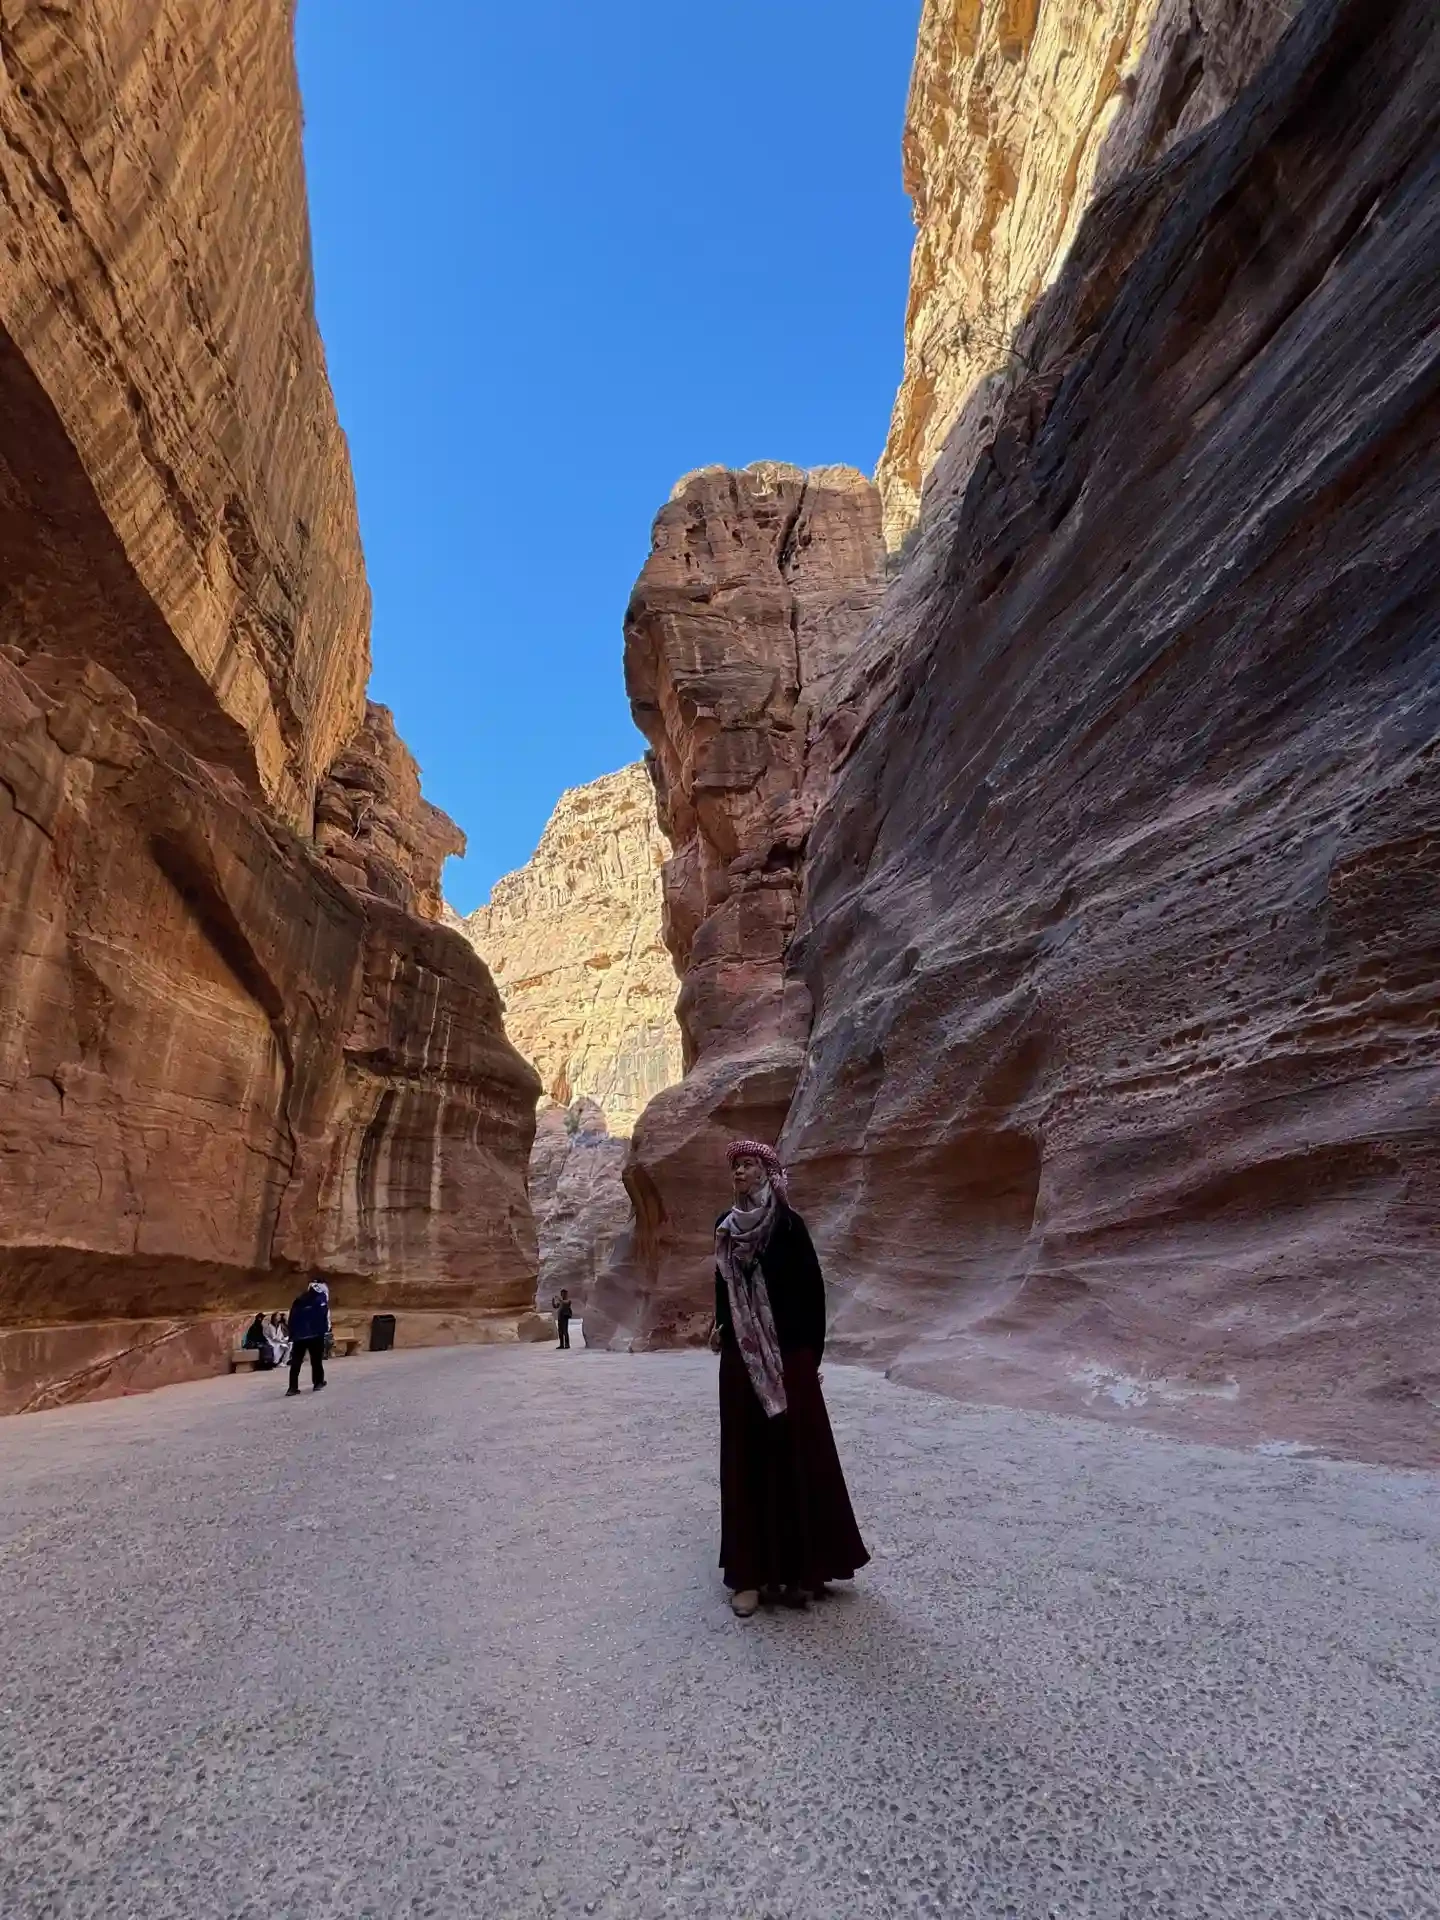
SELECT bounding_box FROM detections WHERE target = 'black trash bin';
[369,1313,396,1353]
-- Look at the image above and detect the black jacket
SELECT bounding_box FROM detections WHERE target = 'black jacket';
[714,1206,826,1358]
[288,1284,330,1343]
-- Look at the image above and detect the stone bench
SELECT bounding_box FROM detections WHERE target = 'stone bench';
[229,1332,361,1372]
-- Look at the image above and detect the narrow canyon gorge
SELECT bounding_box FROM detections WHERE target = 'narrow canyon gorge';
[2,0,1436,1466]
[0,1,539,1411]
[453,765,682,1305]
[589,0,1440,1467]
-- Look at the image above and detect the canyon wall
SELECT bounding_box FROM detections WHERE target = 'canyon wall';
[455,764,679,1309]
[593,0,1440,1463]
[457,764,679,1134]
[876,0,1300,547]
[0,0,370,826]
[584,464,887,1348]
[0,1,540,1411]
[788,0,1440,1463]
[528,1100,630,1309]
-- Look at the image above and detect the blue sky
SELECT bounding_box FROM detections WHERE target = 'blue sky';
[295,0,922,912]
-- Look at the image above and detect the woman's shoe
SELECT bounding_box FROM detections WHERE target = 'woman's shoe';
[779,1585,810,1609]
[729,1589,761,1618]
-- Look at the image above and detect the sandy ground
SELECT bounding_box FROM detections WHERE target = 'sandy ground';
[1,1345,1437,1920]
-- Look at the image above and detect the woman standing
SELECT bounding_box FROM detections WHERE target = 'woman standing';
[713,1139,869,1617]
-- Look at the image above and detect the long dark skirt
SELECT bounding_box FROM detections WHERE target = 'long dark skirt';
[718,1341,870,1592]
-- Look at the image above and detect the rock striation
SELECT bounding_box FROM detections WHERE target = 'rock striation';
[527,1101,631,1310]
[0,0,540,1410]
[787,0,1440,1463]
[593,0,1440,1464]
[584,465,887,1349]
[0,0,371,827]
[315,701,463,920]
[875,0,1300,548]
[456,764,680,1134]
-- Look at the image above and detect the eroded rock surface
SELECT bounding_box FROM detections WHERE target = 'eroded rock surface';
[527,1101,630,1308]
[0,652,540,1391]
[457,764,680,1133]
[0,0,540,1408]
[875,0,1299,547]
[315,702,463,920]
[587,0,1440,1462]
[0,0,371,826]
[789,0,1440,1463]
[585,465,886,1349]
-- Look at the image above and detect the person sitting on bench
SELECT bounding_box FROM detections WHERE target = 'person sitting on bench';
[242,1313,277,1370]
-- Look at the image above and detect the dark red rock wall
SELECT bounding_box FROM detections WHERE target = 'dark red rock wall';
[584,465,886,1348]
[785,0,1440,1463]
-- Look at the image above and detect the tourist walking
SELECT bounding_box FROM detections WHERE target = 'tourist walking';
[552,1290,574,1349]
[712,1139,868,1617]
[285,1277,330,1395]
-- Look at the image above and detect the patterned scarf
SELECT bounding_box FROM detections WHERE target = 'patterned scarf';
[716,1178,788,1418]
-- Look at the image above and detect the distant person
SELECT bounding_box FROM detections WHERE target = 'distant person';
[712,1140,868,1618]
[266,1313,290,1363]
[551,1290,574,1350]
[242,1313,276,1371]
[285,1278,331,1395]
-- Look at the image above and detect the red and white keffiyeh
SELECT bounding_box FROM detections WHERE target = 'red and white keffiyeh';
[725,1138,788,1201]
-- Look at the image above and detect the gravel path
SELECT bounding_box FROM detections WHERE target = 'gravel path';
[1,1345,1437,1919]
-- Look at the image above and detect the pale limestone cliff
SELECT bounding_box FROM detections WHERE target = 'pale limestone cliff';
[528,1101,630,1307]
[875,0,1299,547]
[457,765,681,1135]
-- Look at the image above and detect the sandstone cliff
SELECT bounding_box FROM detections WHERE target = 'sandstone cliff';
[528,1101,631,1310]
[788,0,1440,1464]
[875,0,1300,547]
[0,1,540,1410]
[583,465,887,1349]
[316,701,463,920]
[592,0,1440,1464]
[0,0,370,826]
[457,765,680,1135]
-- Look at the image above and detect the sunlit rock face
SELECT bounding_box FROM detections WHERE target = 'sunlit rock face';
[790,0,1440,1464]
[454,766,684,1311]
[583,464,887,1350]
[457,765,681,1136]
[874,0,1300,549]
[315,703,464,922]
[0,0,374,827]
[0,0,540,1410]
[527,1102,631,1310]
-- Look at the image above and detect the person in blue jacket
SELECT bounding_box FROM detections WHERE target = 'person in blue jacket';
[285,1278,331,1395]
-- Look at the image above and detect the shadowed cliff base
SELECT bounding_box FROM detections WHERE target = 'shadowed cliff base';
[594,0,1440,1468]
